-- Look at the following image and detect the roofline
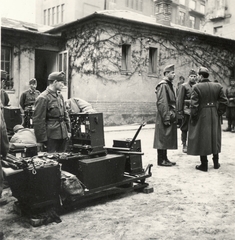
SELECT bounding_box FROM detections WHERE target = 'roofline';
[46,11,235,43]
[1,26,61,39]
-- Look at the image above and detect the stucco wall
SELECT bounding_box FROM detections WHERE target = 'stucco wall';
[64,19,235,125]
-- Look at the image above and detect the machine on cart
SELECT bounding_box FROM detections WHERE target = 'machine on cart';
[3,112,153,226]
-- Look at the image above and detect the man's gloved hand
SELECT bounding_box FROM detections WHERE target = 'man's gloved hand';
[37,142,47,152]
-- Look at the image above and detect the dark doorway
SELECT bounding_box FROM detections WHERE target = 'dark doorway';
[35,50,57,92]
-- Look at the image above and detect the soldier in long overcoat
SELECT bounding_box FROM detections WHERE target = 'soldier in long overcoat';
[33,71,71,153]
[187,67,228,172]
[153,64,177,167]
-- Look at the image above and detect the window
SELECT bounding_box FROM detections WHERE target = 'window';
[189,16,195,28]
[179,11,186,25]
[200,4,205,13]
[189,0,196,9]
[52,7,55,25]
[44,9,47,25]
[57,5,60,24]
[58,50,68,86]
[1,46,13,90]
[48,8,51,25]
[139,0,143,11]
[121,44,131,71]
[135,0,138,10]
[179,0,185,5]
[149,47,158,74]
[61,4,64,23]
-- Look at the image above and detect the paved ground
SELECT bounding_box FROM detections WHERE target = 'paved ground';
[1,122,235,240]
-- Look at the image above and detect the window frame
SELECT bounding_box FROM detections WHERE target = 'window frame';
[58,50,69,86]
[1,46,13,90]
[121,44,131,72]
[148,47,158,75]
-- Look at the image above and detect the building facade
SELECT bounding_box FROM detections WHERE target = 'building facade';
[1,5,235,125]
[36,0,205,30]
[202,0,235,40]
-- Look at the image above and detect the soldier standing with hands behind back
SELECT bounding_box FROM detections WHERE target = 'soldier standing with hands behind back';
[33,71,71,153]
[187,67,228,172]
[153,64,177,167]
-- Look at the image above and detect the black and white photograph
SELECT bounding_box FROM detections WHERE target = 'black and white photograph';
[1,0,235,239]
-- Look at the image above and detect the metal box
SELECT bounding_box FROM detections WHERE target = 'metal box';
[3,106,22,132]
[113,139,142,152]
[70,113,105,149]
[77,154,126,190]
[125,155,143,174]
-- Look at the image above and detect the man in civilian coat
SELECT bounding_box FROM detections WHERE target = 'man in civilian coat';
[153,64,177,167]
[33,71,71,153]
[187,67,228,171]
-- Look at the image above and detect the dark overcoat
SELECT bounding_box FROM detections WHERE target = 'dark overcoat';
[153,77,177,149]
[187,79,228,156]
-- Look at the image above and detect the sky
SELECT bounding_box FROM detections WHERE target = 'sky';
[1,0,36,23]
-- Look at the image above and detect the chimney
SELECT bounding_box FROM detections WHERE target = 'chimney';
[154,0,172,26]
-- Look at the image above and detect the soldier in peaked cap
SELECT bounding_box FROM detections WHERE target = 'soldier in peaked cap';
[177,69,197,153]
[153,64,177,167]
[187,66,228,172]
[33,71,71,153]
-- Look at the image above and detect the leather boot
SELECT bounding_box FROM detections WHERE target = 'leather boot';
[157,149,172,167]
[213,154,220,169]
[182,142,187,153]
[223,121,231,132]
[163,150,176,166]
[196,156,208,172]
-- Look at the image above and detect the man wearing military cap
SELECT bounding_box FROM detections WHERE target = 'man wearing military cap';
[33,71,71,153]
[20,78,40,127]
[177,69,197,153]
[153,64,177,167]
[187,66,228,171]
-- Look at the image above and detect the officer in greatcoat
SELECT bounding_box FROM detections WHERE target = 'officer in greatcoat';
[177,69,197,153]
[33,71,71,153]
[153,64,177,167]
[187,67,228,172]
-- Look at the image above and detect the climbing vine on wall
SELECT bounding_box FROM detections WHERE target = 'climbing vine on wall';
[66,20,235,86]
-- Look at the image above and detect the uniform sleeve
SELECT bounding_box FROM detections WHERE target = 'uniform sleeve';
[64,109,71,133]
[156,84,171,125]
[190,87,200,120]
[177,85,185,113]
[0,109,9,158]
[19,92,26,109]
[33,96,48,143]
[218,86,228,116]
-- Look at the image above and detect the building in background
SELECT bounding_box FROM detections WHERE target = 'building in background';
[202,0,235,40]
[35,0,205,30]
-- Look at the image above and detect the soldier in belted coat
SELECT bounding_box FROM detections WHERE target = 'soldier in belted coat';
[223,79,235,132]
[33,71,71,153]
[187,67,228,172]
[153,64,177,167]
[19,78,40,111]
[177,69,197,153]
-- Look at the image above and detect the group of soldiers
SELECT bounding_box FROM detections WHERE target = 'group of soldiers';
[153,64,231,172]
